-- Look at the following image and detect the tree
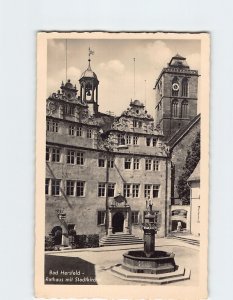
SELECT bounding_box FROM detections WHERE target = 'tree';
[177,132,200,204]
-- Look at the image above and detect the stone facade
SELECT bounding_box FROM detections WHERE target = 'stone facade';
[168,114,200,204]
[154,54,198,140]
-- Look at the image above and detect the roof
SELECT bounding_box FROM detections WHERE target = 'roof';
[188,162,200,182]
[167,114,201,149]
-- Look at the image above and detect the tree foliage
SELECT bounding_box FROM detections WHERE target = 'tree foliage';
[177,132,200,204]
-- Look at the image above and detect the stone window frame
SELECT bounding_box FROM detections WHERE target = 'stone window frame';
[68,125,75,136]
[98,182,106,197]
[76,126,82,137]
[132,184,140,198]
[172,99,179,117]
[77,181,85,197]
[107,183,115,198]
[133,158,140,170]
[181,77,189,97]
[123,183,131,198]
[152,184,160,198]
[131,211,140,224]
[107,157,114,168]
[51,147,61,163]
[126,135,131,145]
[97,210,106,226]
[45,178,50,195]
[66,180,75,196]
[87,128,92,139]
[181,100,188,118]
[144,184,151,198]
[146,137,151,146]
[133,136,139,145]
[145,158,152,170]
[47,120,59,133]
[76,151,84,165]
[153,160,160,171]
[51,179,61,196]
[124,157,131,169]
[98,158,105,168]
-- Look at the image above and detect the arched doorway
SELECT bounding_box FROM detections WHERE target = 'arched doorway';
[112,212,124,233]
[51,226,62,245]
[171,220,187,232]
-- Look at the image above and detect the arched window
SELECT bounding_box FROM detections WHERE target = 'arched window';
[181,78,188,97]
[172,77,179,96]
[181,100,188,118]
[172,100,178,117]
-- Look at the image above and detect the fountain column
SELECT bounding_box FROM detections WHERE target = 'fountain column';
[143,200,157,258]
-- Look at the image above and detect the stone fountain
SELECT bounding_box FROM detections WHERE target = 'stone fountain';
[111,200,191,284]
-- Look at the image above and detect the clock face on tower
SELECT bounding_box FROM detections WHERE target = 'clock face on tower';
[172,83,179,91]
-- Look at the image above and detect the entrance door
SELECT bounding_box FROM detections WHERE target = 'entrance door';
[51,226,62,245]
[112,212,124,233]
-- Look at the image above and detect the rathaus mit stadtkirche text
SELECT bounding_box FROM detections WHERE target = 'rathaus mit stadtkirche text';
[45,50,200,247]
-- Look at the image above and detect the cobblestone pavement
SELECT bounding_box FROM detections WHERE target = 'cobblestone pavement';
[46,238,199,286]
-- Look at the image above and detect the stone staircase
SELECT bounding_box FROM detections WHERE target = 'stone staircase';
[168,234,200,246]
[99,233,144,247]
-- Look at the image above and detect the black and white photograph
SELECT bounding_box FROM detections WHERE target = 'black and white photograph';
[35,32,209,299]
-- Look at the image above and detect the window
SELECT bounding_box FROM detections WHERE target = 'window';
[98,183,106,197]
[107,183,115,197]
[181,78,188,97]
[76,152,84,165]
[138,121,142,128]
[67,150,75,164]
[46,147,50,161]
[172,100,178,117]
[152,185,160,198]
[123,184,131,197]
[77,181,85,197]
[146,137,151,146]
[131,211,139,224]
[45,178,50,195]
[133,158,140,170]
[76,127,82,137]
[118,134,125,145]
[126,135,131,144]
[107,158,114,168]
[87,129,92,138]
[70,106,75,115]
[69,125,75,136]
[133,120,137,127]
[51,179,61,196]
[143,210,160,223]
[145,159,152,170]
[98,158,105,167]
[47,120,58,132]
[153,160,159,171]
[181,101,188,118]
[152,138,157,147]
[144,184,151,198]
[51,148,60,162]
[124,158,131,169]
[132,184,140,198]
[66,180,75,196]
[51,121,58,132]
[133,136,138,145]
[97,211,106,225]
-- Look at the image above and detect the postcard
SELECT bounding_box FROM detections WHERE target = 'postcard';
[35,31,209,299]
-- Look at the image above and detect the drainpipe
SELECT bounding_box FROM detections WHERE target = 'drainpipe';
[165,157,168,237]
[105,150,110,235]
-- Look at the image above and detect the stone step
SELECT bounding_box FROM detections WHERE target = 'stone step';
[168,235,200,246]
[100,234,144,247]
[111,265,191,284]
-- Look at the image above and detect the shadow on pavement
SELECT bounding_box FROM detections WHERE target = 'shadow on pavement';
[44,254,97,285]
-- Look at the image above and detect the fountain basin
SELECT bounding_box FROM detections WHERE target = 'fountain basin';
[122,250,177,274]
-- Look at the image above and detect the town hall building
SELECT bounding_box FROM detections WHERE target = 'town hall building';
[45,52,200,247]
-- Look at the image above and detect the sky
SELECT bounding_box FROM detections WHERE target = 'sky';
[47,38,201,118]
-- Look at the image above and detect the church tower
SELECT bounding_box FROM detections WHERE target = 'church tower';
[154,54,199,140]
[79,48,99,115]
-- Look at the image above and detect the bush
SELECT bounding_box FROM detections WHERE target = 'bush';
[74,234,99,248]
[45,235,55,251]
